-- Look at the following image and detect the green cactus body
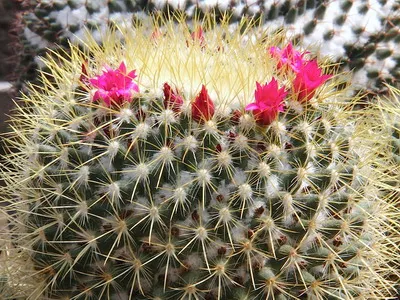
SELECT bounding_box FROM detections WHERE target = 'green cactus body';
[1,16,399,299]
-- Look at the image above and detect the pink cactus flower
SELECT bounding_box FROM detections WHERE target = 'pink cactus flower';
[245,79,287,126]
[151,28,162,44]
[293,60,332,102]
[192,85,215,122]
[163,82,184,112]
[269,43,307,73]
[89,62,139,107]
[190,26,206,48]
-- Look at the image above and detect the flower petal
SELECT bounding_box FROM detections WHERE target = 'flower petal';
[118,62,127,74]
[245,103,260,111]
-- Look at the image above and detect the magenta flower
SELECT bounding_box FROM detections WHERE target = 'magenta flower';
[190,26,206,48]
[293,60,332,102]
[163,82,184,112]
[192,85,215,122]
[269,43,307,73]
[151,28,163,45]
[245,79,287,126]
[89,62,139,107]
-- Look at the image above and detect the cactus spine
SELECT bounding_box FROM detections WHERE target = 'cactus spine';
[1,15,399,299]
[15,0,400,93]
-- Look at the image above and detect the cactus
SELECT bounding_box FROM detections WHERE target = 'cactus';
[1,16,399,299]
[14,0,400,93]
[374,85,400,295]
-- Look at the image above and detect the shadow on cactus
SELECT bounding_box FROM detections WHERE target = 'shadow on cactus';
[1,14,399,299]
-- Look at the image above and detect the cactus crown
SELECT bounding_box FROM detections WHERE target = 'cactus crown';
[1,14,399,299]
[16,0,400,92]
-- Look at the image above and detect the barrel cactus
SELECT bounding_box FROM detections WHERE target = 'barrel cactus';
[14,0,400,93]
[1,15,399,299]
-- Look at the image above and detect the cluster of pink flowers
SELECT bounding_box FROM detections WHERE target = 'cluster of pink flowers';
[84,43,331,126]
[244,43,332,126]
[269,43,332,102]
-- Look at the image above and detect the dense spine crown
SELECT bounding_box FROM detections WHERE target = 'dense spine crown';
[1,16,399,299]
[15,0,400,92]
[150,0,400,91]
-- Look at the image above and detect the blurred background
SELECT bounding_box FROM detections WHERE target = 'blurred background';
[0,1,21,135]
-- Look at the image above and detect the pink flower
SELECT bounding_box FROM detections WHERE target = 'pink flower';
[245,79,287,126]
[192,85,215,122]
[269,43,307,73]
[293,60,332,102]
[163,82,184,112]
[89,62,139,107]
[151,28,162,44]
[190,26,206,49]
